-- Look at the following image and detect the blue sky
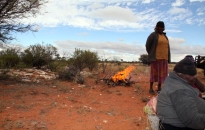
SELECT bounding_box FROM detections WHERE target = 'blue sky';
[11,0,205,62]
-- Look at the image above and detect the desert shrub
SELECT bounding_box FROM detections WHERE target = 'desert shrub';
[69,48,99,71]
[58,70,75,81]
[0,69,10,80]
[58,65,78,81]
[14,62,30,69]
[47,62,59,72]
[84,51,99,71]
[75,74,84,84]
[21,43,58,69]
[139,54,149,65]
[58,65,84,84]
[0,48,20,68]
[47,60,68,72]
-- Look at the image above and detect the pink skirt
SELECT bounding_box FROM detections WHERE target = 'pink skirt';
[150,59,168,83]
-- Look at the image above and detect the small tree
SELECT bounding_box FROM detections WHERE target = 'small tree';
[21,43,58,68]
[0,0,48,42]
[60,48,98,84]
[139,54,149,65]
[69,48,86,72]
[84,50,99,71]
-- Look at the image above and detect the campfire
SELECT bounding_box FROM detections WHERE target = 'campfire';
[102,66,136,87]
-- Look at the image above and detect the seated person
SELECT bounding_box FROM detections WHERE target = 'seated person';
[184,55,205,98]
[157,58,205,130]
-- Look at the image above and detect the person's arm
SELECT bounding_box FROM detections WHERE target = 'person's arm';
[145,33,153,54]
[170,89,205,129]
[194,78,205,92]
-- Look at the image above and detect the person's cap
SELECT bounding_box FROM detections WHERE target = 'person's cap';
[173,58,197,76]
[156,21,165,28]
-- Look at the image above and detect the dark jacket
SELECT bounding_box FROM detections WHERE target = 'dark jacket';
[145,31,171,63]
[157,72,205,129]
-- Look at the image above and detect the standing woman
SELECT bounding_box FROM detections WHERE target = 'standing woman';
[146,21,171,94]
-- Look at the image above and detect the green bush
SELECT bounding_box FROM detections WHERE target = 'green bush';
[139,54,149,65]
[47,60,68,72]
[21,43,58,69]
[47,61,59,72]
[0,69,10,80]
[69,48,99,71]
[0,48,20,68]
[84,50,99,71]
[58,65,78,81]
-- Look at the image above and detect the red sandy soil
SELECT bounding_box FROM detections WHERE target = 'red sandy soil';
[0,69,204,130]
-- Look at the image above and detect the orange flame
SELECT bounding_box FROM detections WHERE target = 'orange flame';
[111,66,135,82]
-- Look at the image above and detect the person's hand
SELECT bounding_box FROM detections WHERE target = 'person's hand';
[194,77,205,92]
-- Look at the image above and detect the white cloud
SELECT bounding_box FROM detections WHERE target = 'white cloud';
[167,7,193,22]
[18,0,204,31]
[55,40,143,54]
[54,39,146,61]
[52,37,205,62]
[172,0,185,7]
[142,0,155,4]
[190,0,205,2]
[87,3,105,10]
[185,18,193,24]
[197,19,205,26]
[166,29,182,33]
[77,32,89,36]
[167,37,205,61]
[196,7,205,15]
[119,38,124,42]
[169,37,205,55]
[67,17,95,28]
[197,12,204,15]
[88,6,137,22]
[168,7,188,15]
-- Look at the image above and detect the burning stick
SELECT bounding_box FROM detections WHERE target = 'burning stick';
[99,66,136,87]
[105,66,136,87]
[111,66,135,82]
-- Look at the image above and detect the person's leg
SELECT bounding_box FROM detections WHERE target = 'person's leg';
[157,60,168,93]
[149,82,155,94]
[157,83,161,91]
[149,61,156,95]
[159,121,197,130]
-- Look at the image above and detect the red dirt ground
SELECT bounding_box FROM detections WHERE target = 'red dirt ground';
[0,67,204,130]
